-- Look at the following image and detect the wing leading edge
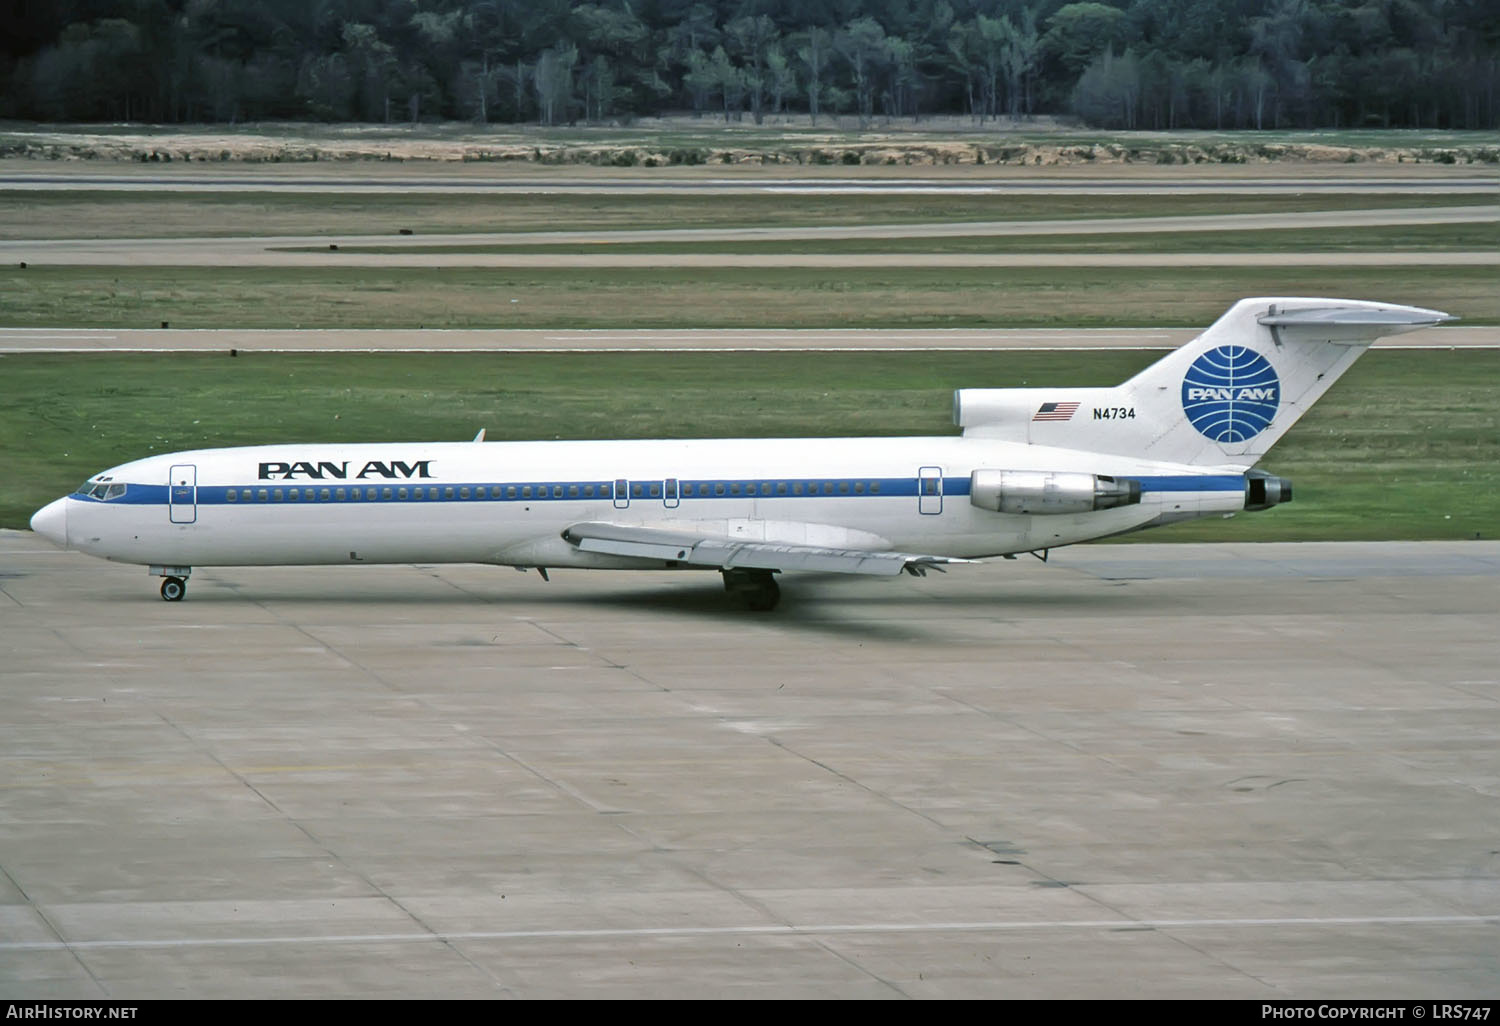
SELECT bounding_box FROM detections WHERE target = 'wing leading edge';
[561,522,973,577]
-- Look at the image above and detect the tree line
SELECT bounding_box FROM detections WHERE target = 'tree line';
[3,0,1498,131]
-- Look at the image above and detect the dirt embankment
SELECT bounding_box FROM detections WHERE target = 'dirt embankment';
[2,125,1497,167]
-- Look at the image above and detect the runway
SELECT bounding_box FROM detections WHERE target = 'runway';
[4,205,1495,268]
[2,532,1496,998]
[1,325,1494,353]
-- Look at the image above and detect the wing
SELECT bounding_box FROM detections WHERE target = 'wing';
[561,522,974,577]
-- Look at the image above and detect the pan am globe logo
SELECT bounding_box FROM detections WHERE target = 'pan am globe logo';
[1181,346,1280,443]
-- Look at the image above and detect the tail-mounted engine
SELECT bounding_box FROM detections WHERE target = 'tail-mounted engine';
[1244,469,1293,511]
[970,470,1141,516]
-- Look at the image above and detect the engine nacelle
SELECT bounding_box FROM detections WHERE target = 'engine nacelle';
[1244,470,1293,511]
[970,470,1141,515]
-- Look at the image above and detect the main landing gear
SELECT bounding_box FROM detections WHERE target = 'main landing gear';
[151,566,192,602]
[721,568,780,612]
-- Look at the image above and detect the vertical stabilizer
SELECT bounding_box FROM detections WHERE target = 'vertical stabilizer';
[956,297,1453,467]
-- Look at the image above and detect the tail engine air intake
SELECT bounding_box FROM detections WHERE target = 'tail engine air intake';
[1244,470,1293,511]
[970,470,1141,516]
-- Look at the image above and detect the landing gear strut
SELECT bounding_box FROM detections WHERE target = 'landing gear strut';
[722,568,780,611]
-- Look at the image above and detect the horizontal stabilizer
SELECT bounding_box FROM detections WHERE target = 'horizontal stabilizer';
[1258,304,1454,343]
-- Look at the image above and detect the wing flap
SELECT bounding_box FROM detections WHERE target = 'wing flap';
[562,522,972,577]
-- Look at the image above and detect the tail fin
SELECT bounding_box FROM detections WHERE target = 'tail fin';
[956,297,1453,467]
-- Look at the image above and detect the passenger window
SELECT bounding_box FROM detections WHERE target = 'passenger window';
[839,482,849,494]
[870,482,881,494]
[273,489,284,502]
[413,487,423,500]
[715,483,725,496]
[398,487,408,500]
[568,485,579,498]
[257,489,268,502]
[730,483,741,496]
[382,487,392,500]
[682,483,694,497]
[460,487,470,499]
[552,485,563,498]
[760,483,771,496]
[854,482,865,494]
[320,488,331,501]
[793,483,803,495]
[226,489,237,503]
[631,483,643,498]
[823,482,833,495]
[444,487,454,500]
[583,485,595,497]
[240,489,250,501]
[776,483,787,495]
[648,483,661,498]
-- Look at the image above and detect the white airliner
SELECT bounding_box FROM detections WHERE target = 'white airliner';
[30,297,1450,610]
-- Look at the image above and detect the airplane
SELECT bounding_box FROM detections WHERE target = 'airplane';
[29,297,1451,611]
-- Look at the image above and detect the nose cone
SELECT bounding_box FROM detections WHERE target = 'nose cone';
[30,498,68,549]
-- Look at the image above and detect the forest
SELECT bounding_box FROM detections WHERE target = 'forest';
[3,0,1498,131]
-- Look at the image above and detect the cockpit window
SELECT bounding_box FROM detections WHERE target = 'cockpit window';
[105,484,126,499]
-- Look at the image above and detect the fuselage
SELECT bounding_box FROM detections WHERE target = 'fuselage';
[37,435,1251,571]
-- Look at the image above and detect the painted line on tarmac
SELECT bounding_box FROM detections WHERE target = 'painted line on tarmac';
[5,913,1497,952]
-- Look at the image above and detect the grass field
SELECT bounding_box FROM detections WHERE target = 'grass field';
[3,265,1494,329]
[3,349,1495,541]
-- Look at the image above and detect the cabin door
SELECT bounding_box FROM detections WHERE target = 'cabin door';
[169,464,198,524]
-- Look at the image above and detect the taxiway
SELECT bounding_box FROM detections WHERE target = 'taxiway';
[2,534,1496,998]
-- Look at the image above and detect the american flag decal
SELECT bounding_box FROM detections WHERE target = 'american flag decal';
[1033,402,1080,422]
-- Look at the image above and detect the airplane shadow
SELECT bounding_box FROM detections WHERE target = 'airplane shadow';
[193,571,1139,644]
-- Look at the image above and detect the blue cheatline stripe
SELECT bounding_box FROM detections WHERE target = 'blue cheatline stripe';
[69,473,1245,508]
[1134,475,1245,492]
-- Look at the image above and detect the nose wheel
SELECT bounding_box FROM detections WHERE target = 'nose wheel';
[160,576,187,602]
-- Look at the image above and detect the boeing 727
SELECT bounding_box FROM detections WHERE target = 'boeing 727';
[29,297,1451,610]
